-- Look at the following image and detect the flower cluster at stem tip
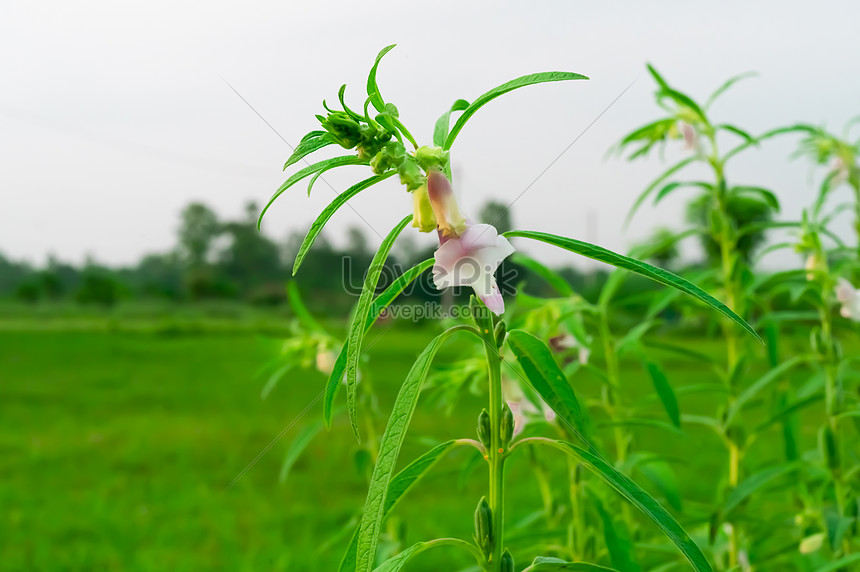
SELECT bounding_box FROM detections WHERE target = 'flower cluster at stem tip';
[317,96,515,315]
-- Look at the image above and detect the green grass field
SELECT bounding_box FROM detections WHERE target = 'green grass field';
[0,319,840,571]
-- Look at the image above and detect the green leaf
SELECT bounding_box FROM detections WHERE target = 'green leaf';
[525,557,619,571]
[444,71,588,150]
[511,253,576,297]
[625,156,698,226]
[723,124,817,163]
[507,330,591,440]
[286,281,326,331]
[283,132,336,170]
[292,172,397,275]
[730,185,780,211]
[723,463,799,515]
[645,64,670,90]
[645,362,680,427]
[657,85,708,124]
[260,363,293,399]
[653,181,711,205]
[433,99,470,147]
[505,230,761,343]
[355,326,477,572]
[367,44,396,113]
[279,419,324,483]
[345,215,413,441]
[259,155,368,228]
[715,123,754,143]
[323,258,434,426]
[618,118,677,148]
[371,543,425,572]
[592,492,641,572]
[811,554,860,572]
[533,439,713,572]
[705,72,757,109]
[338,440,460,572]
[724,355,809,426]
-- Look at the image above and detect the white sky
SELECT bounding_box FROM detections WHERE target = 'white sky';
[2,1,859,269]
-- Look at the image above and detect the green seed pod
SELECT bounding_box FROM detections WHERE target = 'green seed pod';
[819,425,840,472]
[473,497,493,557]
[500,549,514,572]
[494,320,507,348]
[370,141,406,175]
[397,155,424,191]
[501,402,514,446]
[477,409,492,450]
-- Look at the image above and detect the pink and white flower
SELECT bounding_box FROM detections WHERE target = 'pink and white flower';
[835,278,860,321]
[426,171,515,315]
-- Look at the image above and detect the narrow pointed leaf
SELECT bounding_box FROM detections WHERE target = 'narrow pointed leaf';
[293,171,397,275]
[367,44,396,113]
[355,327,476,572]
[592,492,641,572]
[705,72,757,109]
[645,362,680,427]
[283,133,336,170]
[286,281,326,332]
[259,155,368,227]
[346,215,413,441]
[725,355,809,425]
[525,557,619,571]
[444,71,588,149]
[723,463,799,515]
[505,230,761,343]
[511,253,576,296]
[534,439,713,572]
[507,329,591,440]
[625,156,697,226]
[338,440,460,571]
[433,98,470,147]
[324,258,434,426]
[279,419,324,483]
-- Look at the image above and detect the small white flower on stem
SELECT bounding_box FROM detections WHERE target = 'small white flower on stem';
[502,376,555,436]
[835,278,860,321]
[427,170,515,315]
[549,333,590,365]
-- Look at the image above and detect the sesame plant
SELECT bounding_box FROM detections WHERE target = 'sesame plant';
[614,65,802,569]
[261,46,763,572]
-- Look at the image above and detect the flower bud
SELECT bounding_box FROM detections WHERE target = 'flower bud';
[476,408,492,449]
[500,550,514,572]
[501,402,515,446]
[473,497,493,557]
[494,320,507,348]
[411,184,437,232]
[427,170,468,238]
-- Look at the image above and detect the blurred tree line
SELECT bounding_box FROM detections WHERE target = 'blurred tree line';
[0,198,717,315]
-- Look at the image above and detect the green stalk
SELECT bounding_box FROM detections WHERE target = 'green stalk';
[816,266,850,554]
[482,326,506,571]
[596,308,635,539]
[709,136,743,567]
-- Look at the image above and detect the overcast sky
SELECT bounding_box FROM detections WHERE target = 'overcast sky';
[2,1,859,269]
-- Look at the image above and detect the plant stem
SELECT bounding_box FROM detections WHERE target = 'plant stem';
[709,143,744,568]
[482,327,506,571]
